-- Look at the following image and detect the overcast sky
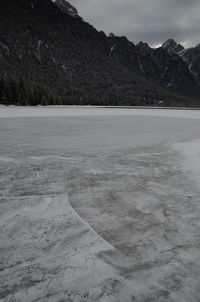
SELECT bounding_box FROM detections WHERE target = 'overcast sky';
[70,0,200,47]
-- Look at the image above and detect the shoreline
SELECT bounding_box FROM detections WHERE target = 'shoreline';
[1,104,200,110]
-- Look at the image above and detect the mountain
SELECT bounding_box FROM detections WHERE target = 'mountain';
[0,0,199,106]
[135,41,200,98]
[106,35,199,98]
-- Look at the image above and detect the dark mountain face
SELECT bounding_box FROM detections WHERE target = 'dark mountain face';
[180,45,200,86]
[160,39,200,90]
[0,0,199,106]
[136,43,200,97]
[106,36,199,98]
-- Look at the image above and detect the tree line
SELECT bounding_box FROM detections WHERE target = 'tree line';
[0,76,62,106]
[0,75,198,107]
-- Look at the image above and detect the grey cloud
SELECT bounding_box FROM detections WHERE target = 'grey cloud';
[70,0,200,47]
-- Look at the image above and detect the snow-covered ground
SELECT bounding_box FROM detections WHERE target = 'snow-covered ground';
[1,105,200,119]
[0,107,200,301]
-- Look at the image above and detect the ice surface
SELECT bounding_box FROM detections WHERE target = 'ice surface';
[0,107,200,301]
[173,139,200,186]
[1,105,200,119]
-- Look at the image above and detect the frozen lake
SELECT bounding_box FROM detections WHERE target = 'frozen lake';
[0,106,200,301]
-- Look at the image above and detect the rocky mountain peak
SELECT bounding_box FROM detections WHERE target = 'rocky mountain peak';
[162,39,184,55]
[54,0,79,18]
[136,41,151,56]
